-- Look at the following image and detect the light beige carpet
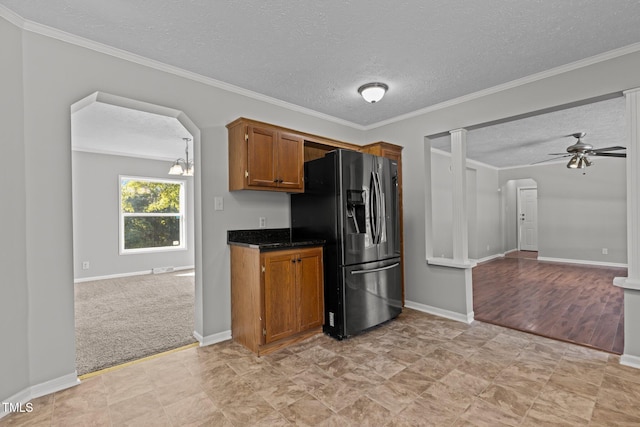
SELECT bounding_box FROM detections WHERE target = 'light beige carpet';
[74,270,196,375]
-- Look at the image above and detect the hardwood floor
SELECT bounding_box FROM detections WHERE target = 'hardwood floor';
[473,252,626,354]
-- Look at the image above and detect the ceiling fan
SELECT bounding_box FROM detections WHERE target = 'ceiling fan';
[540,132,626,169]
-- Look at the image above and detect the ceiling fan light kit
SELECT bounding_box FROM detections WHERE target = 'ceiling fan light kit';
[538,132,626,169]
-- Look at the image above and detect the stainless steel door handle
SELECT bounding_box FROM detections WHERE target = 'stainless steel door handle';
[350,263,400,275]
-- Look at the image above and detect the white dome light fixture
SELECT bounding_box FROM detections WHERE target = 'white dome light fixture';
[358,82,388,103]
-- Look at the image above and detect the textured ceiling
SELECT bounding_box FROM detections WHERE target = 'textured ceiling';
[430,96,626,168]
[71,102,192,161]
[2,0,640,128]
[0,0,640,167]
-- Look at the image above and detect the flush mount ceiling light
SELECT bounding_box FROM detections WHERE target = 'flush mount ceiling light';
[169,137,194,176]
[357,82,388,103]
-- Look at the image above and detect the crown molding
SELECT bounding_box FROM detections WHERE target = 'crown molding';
[364,42,640,131]
[0,6,364,130]
[3,5,640,133]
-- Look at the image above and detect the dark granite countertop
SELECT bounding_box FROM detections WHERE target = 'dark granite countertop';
[227,228,325,251]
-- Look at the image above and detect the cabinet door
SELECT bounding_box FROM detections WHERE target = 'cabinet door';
[276,132,304,191]
[247,126,277,188]
[263,252,297,343]
[297,248,324,331]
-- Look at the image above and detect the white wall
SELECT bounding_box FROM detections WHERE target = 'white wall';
[0,15,30,404]
[1,17,366,405]
[5,11,640,406]
[430,150,502,261]
[500,160,626,264]
[366,49,640,319]
[72,151,196,279]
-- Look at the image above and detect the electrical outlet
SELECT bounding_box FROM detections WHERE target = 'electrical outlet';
[602,248,608,255]
[259,217,266,228]
[82,261,90,270]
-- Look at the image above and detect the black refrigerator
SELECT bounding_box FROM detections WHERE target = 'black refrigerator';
[291,149,402,340]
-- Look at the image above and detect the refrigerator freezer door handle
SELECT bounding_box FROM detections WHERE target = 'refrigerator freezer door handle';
[350,262,400,275]
[369,172,378,244]
[376,172,384,243]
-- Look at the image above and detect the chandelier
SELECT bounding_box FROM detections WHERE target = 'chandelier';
[168,137,194,176]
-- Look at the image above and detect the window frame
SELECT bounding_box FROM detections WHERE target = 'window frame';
[118,175,187,255]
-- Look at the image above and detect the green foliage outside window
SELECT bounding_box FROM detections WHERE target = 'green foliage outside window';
[121,178,184,251]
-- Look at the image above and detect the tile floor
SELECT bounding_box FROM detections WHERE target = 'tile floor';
[3,308,640,426]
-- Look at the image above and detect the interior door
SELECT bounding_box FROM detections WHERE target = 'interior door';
[518,187,538,251]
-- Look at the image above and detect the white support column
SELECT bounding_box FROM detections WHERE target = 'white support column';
[450,129,469,263]
[618,88,640,367]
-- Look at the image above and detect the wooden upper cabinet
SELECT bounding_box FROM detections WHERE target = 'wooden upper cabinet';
[228,119,304,192]
[246,126,277,187]
[275,131,304,190]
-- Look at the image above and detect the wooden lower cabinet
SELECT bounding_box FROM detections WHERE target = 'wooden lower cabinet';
[230,245,323,355]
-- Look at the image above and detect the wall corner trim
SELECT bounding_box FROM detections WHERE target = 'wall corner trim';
[193,330,232,347]
[405,300,474,324]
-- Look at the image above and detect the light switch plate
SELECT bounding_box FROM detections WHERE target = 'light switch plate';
[214,197,223,211]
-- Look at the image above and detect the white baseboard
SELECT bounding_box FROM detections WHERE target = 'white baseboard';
[473,253,504,264]
[537,257,627,268]
[0,372,79,419]
[193,330,232,347]
[620,354,640,369]
[75,265,195,283]
[405,300,474,324]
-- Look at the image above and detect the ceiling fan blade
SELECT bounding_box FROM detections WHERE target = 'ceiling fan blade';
[531,154,570,165]
[592,152,626,158]
[590,146,626,153]
[547,152,568,156]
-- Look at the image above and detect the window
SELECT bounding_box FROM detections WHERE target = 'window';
[119,176,186,253]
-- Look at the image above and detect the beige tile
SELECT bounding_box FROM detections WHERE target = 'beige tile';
[492,367,547,396]
[423,382,474,411]
[439,369,490,395]
[366,381,419,414]
[289,366,334,393]
[6,309,632,426]
[280,395,335,426]
[546,371,600,400]
[456,398,523,426]
[387,367,436,395]
[535,383,596,421]
[395,395,461,426]
[590,402,640,426]
[521,405,588,426]
[362,353,406,379]
[408,348,466,380]
[107,390,164,426]
[338,396,392,426]
[256,379,309,410]
[310,377,363,412]
[153,374,204,406]
[478,384,536,418]
[385,348,423,366]
[267,352,311,376]
[219,394,276,426]
[102,365,155,405]
[51,407,111,427]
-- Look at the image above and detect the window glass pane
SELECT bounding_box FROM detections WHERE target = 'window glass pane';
[121,179,181,214]
[124,216,181,250]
